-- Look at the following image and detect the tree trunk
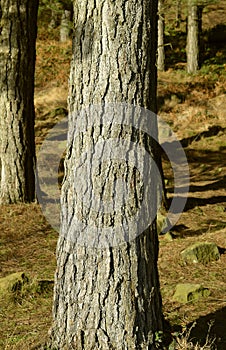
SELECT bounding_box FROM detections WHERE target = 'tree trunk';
[175,0,182,29]
[60,9,72,42]
[186,0,199,73]
[50,0,163,349]
[0,0,38,203]
[157,0,165,71]
[49,9,60,29]
[197,5,204,65]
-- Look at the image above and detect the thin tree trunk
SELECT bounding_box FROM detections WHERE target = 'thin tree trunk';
[186,0,199,73]
[49,9,59,29]
[197,5,204,65]
[0,0,38,203]
[157,0,165,71]
[175,0,182,28]
[60,9,72,42]
[50,0,163,348]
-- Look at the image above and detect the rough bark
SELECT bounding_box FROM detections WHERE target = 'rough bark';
[0,0,38,203]
[157,0,165,71]
[68,0,158,112]
[186,0,199,73]
[50,0,163,349]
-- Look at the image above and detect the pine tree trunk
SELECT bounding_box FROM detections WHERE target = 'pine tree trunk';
[175,0,182,29]
[186,0,199,73]
[49,9,59,29]
[197,5,204,66]
[157,0,165,71]
[60,9,72,42]
[0,0,38,203]
[50,0,163,348]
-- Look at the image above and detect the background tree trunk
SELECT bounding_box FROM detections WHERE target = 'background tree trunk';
[157,0,165,71]
[186,0,199,73]
[60,9,72,42]
[197,5,204,66]
[49,9,60,29]
[0,0,38,203]
[175,0,182,28]
[50,0,163,348]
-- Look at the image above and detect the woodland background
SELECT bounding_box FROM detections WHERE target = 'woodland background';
[0,0,226,349]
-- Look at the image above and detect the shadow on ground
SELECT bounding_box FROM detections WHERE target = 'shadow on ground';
[189,306,226,350]
[180,126,226,148]
[189,177,226,193]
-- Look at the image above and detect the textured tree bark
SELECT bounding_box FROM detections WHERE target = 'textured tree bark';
[186,0,199,73]
[157,0,165,71]
[69,0,158,112]
[50,0,163,349]
[0,0,38,203]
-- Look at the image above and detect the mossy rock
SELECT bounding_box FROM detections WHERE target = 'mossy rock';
[36,280,54,294]
[49,107,68,118]
[157,212,170,234]
[181,242,220,264]
[173,283,210,303]
[164,232,174,241]
[0,272,29,297]
[0,273,54,300]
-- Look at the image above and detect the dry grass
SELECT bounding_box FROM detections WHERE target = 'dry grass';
[0,203,57,349]
[171,322,216,349]
[157,58,226,349]
[35,36,71,89]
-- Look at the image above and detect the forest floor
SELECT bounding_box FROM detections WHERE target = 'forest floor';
[0,6,226,349]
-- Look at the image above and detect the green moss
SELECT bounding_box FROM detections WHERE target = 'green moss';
[173,283,210,303]
[181,242,220,264]
[0,272,29,297]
